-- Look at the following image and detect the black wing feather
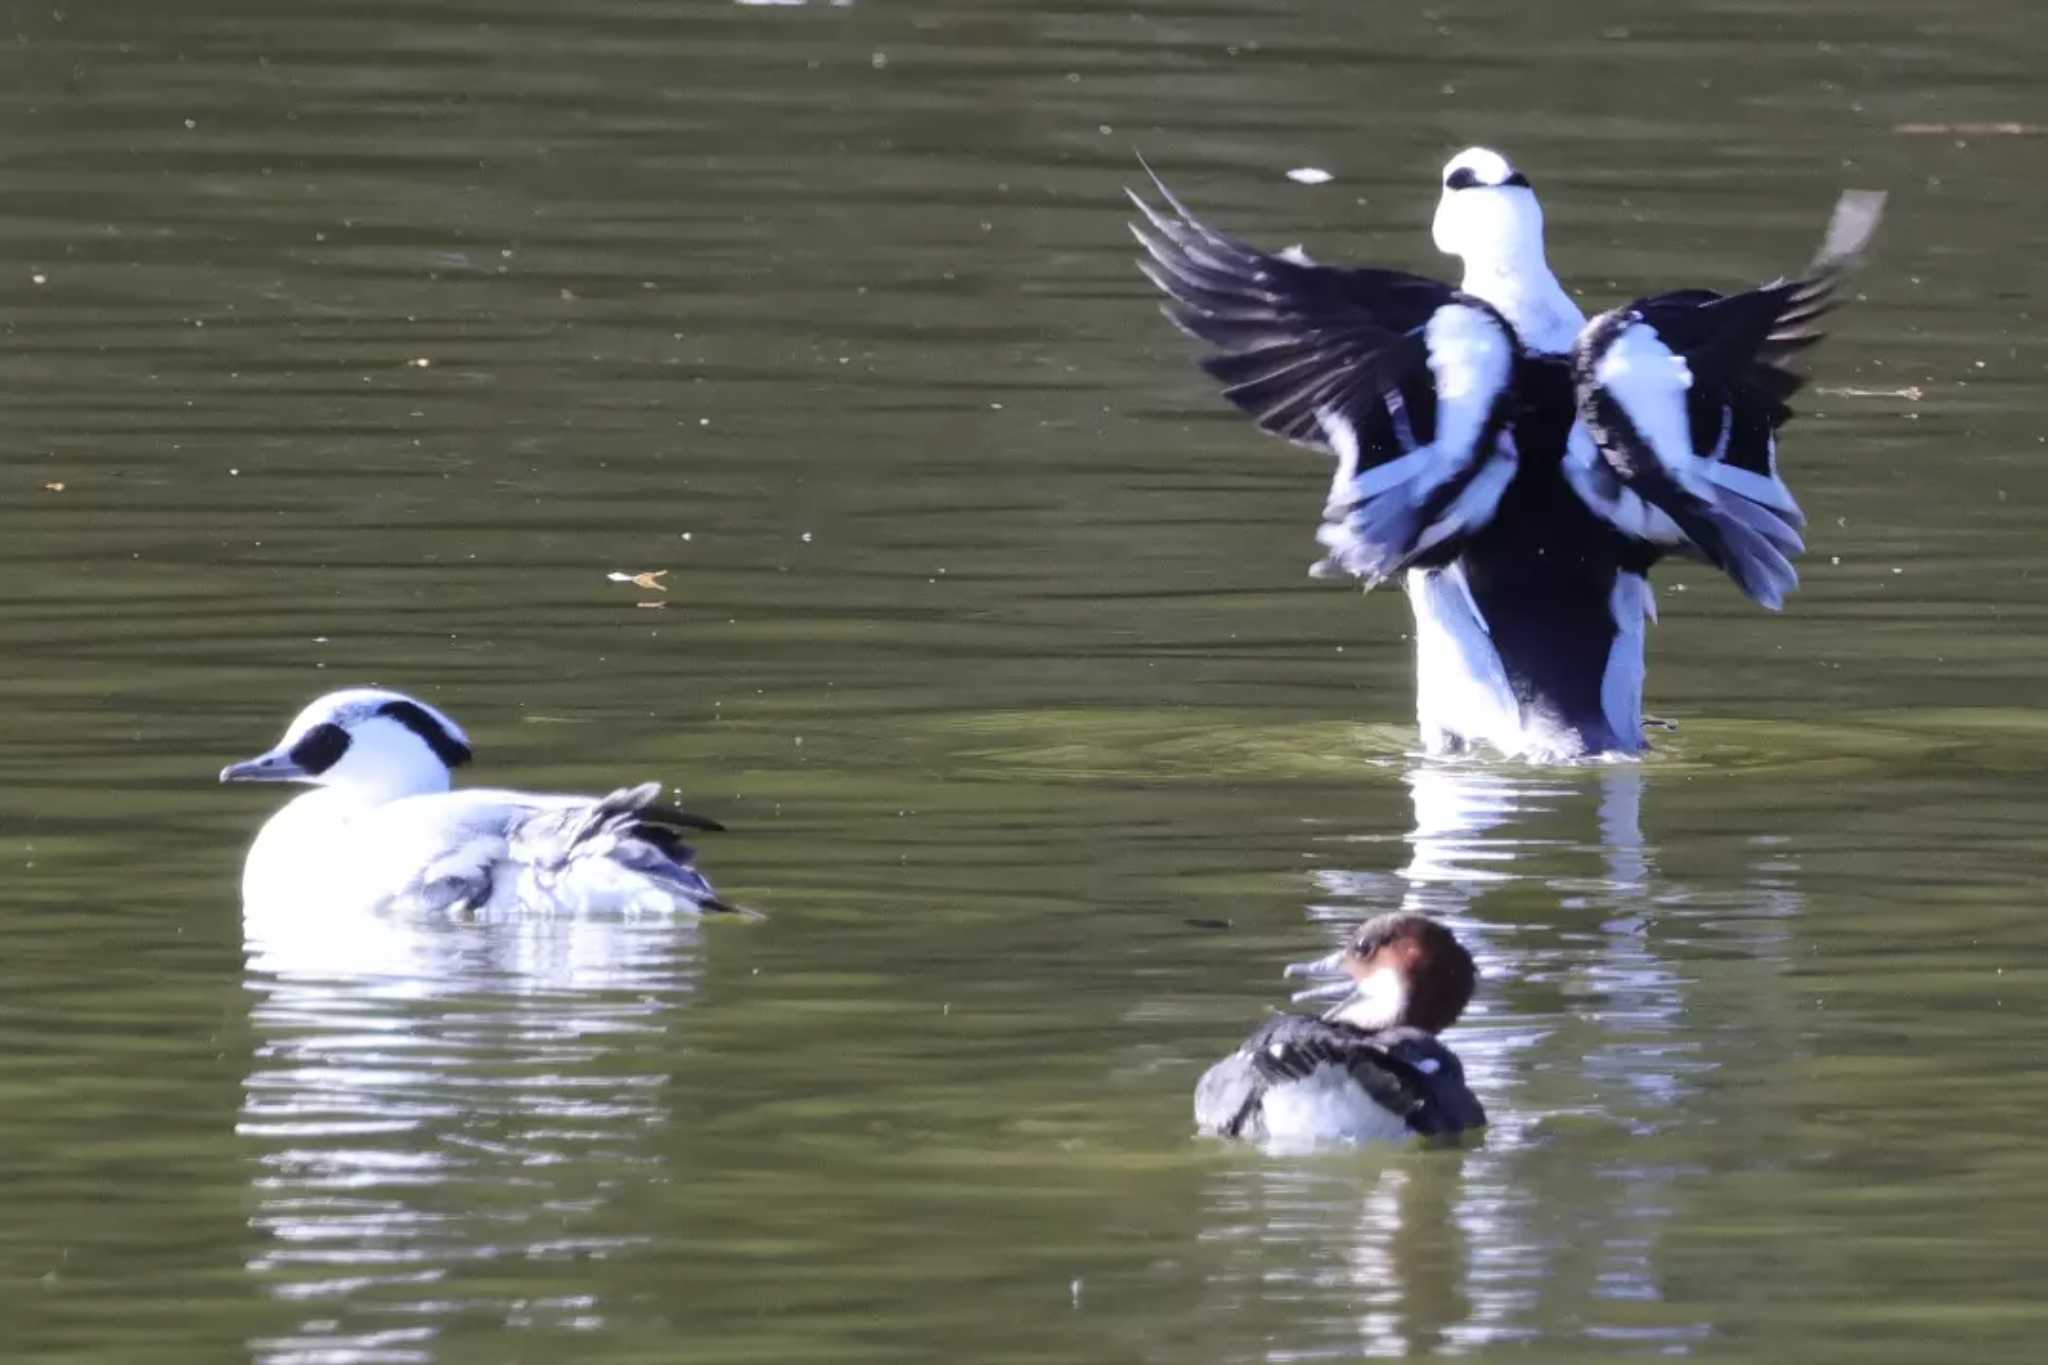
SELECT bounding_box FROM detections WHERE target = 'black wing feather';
[1624,189,1884,463]
[1215,1014,1484,1140]
[1131,165,1522,583]
[1128,169,1455,450]
[1569,190,1883,605]
[550,783,753,917]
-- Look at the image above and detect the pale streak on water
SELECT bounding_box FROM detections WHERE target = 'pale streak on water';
[2,0,2047,1362]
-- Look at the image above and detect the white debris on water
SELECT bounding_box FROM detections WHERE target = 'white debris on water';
[1286,166,1334,184]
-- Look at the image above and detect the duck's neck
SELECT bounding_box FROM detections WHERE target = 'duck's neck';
[1458,248,1585,355]
[331,771,449,806]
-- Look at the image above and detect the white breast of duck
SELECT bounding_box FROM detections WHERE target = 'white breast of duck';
[1195,914,1484,1149]
[222,688,741,919]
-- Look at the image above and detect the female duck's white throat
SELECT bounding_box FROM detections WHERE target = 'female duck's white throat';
[1431,146,1584,352]
[1325,964,1408,1032]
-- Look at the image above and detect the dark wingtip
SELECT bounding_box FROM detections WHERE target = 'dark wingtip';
[703,895,765,921]
[668,809,726,834]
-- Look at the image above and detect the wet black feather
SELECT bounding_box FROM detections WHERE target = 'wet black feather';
[1128,173,1457,449]
[1198,1014,1484,1141]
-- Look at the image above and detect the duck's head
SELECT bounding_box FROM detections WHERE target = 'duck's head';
[221,687,472,802]
[1283,913,1477,1033]
[1430,146,1545,271]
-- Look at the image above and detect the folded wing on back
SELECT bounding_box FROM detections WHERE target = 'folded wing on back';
[383,783,743,917]
[1195,1013,1484,1140]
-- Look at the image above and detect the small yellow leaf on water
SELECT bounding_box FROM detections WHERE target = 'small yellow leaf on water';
[41,481,64,492]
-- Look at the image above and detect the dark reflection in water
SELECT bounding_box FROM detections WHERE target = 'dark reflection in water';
[1197,762,1805,1356]
[239,908,704,1363]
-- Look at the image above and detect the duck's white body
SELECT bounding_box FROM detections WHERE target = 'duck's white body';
[1255,1059,1418,1147]
[224,688,739,919]
[240,786,722,917]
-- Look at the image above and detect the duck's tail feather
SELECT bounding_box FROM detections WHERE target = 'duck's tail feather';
[561,782,761,918]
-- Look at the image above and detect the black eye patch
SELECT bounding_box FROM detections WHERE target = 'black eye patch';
[288,722,351,775]
[1446,166,1531,191]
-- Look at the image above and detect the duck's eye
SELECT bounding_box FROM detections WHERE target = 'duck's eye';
[1444,166,1480,191]
[1503,170,1532,189]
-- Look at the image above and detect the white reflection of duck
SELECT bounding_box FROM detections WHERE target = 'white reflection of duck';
[1195,759,1804,1353]
[239,893,706,1356]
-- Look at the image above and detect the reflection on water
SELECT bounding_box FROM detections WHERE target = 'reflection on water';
[1201,761,1805,1356]
[239,907,704,1363]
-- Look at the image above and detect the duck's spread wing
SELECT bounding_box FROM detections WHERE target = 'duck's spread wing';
[1237,1015,1484,1139]
[1565,190,1885,607]
[1129,171,1522,586]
